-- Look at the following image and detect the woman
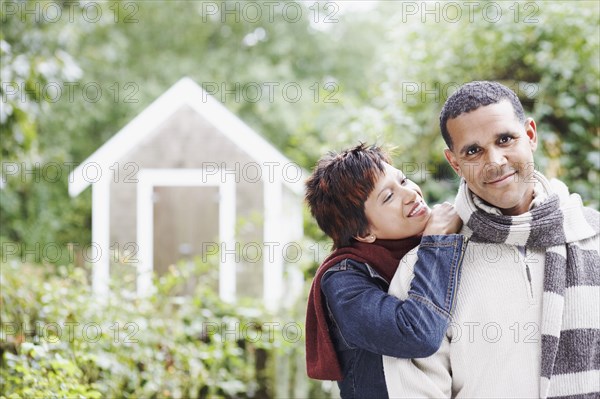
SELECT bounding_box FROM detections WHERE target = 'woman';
[305,143,466,398]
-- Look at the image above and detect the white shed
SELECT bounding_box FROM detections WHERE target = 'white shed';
[68,77,305,309]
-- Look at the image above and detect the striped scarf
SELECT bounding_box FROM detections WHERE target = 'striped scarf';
[455,172,600,398]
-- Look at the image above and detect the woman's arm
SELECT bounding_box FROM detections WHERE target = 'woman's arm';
[321,234,465,358]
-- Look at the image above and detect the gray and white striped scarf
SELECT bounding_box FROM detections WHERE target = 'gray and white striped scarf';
[455,172,600,399]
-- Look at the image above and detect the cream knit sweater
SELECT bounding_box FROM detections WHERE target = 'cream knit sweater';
[383,180,600,398]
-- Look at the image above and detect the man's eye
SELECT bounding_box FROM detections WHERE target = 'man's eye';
[499,136,512,144]
[466,147,479,156]
[383,192,393,203]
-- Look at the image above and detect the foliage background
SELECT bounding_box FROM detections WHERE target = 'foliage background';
[1,0,599,397]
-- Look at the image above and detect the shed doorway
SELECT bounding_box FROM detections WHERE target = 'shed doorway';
[136,169,236,301]
[153,186,219,276]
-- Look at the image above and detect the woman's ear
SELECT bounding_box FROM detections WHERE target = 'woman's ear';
[354,233,376,243]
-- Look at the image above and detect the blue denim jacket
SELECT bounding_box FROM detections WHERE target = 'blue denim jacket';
[321,234,466,399]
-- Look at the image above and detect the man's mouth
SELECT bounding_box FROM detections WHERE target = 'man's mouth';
[485,171,517,185]
[407,200,427,217]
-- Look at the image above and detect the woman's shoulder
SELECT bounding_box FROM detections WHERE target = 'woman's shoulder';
[321,258,386,285]
[322,257,369,276]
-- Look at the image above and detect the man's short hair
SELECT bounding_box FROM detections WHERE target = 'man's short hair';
[440,81,526,149]
[305,143,390,249]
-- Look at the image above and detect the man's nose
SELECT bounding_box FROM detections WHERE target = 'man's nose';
[485,147,508,167]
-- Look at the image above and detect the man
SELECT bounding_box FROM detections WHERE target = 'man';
[383,81,599,398]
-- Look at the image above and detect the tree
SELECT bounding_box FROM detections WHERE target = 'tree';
[2,1,597,257]
[349,1,599,206]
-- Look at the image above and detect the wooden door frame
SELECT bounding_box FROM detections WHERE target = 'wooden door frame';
[136,169,236,301]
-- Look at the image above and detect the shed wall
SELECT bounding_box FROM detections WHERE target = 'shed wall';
[108,105,266,297]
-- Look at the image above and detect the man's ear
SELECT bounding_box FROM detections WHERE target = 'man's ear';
[444,149,462,176]
[354,233,376,243]
[525,118,538,151]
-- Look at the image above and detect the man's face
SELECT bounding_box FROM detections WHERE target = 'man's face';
[443,100,538,216]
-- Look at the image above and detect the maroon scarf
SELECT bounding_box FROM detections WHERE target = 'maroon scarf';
[305,237,421,380]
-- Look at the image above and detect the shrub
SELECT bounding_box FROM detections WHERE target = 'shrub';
[0,259,313,398]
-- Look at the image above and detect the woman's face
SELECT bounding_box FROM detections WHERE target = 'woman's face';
[359,162,431,241]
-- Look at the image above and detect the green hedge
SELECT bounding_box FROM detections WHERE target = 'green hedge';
[0,260,323,398]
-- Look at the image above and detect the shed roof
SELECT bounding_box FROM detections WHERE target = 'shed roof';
[68,77,305,197]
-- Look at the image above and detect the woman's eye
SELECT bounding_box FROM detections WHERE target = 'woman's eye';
[400,178,408,186]
[383,192,393,203]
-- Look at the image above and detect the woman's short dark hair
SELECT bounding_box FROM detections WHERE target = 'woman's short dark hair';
[305,143,391,249]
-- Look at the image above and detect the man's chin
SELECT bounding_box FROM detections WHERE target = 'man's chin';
[486,194,531,216]
[475,192,519,211]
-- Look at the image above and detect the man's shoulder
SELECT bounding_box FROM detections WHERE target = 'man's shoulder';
[570,231,600,255]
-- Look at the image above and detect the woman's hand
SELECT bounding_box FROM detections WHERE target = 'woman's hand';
[422,202,462,235]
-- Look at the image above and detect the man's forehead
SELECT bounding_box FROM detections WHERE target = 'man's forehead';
[449,103,520,134]
[453,100,516,120]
